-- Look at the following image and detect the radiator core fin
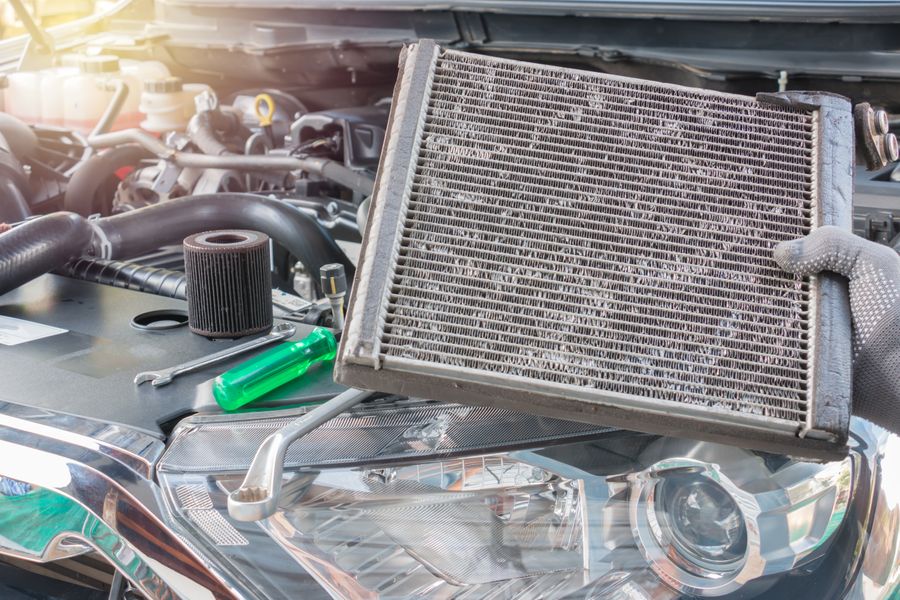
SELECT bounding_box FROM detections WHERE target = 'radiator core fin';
[337,41,854,460]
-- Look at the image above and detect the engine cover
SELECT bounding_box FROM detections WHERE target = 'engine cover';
[0,276,342,434]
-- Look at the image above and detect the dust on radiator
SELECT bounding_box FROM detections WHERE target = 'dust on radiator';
[337,40,855,460]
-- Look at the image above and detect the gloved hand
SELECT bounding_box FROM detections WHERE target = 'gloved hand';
[775,226,900,435]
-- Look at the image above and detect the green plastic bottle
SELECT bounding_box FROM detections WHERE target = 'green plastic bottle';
[213,328,337,411]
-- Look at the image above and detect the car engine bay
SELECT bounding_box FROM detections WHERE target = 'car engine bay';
[0,3,898,599]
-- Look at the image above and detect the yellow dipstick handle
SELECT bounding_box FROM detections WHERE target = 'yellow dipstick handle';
[253,93,276,127]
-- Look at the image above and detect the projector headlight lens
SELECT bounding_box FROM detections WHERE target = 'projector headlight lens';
[656,474,747,570]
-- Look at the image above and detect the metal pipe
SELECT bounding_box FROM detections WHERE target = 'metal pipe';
[88,129,375,195]
[89,129,172,157]
[90,79,130,138]
[179,152,315,172]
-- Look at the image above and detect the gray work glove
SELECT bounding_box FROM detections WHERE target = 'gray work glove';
[774,226,900,435]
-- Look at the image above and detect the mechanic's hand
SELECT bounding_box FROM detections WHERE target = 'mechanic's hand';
[775,226,900,435]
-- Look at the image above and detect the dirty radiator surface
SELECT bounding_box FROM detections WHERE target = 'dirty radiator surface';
[337,41,854,459]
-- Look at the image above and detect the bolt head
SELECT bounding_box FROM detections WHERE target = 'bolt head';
[884,133,899,162]
[875,109,891,135]
[326,201,340,217]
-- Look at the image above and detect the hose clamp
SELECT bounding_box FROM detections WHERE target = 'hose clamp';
[87,216,112,259]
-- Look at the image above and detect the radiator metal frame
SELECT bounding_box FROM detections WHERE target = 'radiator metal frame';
[337,40,854,460]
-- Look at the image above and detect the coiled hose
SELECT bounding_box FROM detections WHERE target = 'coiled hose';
[0,193,353,297]
[60,258,187,299]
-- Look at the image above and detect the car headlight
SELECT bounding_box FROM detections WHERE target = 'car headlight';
[157,401,853,599]
[627,440,852,597]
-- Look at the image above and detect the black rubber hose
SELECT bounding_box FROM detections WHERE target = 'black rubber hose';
[0,113,38,159]
[0,130,31,221]
[0,194,352,296]
[96,193,354,284]
[0,176,30,223]
[63,144,152,216]
[0,212,93,295]
[60,258,187,299]
[188,108,250,156]
[187,109,373,196]
[304,157,376,197]
[188,110,232,156]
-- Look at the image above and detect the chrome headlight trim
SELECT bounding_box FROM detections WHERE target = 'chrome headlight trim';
[0,400,246,600]
[157,413,861,600]
[629,443,853,597]
[0,397,887,600]
[160,399,613,473]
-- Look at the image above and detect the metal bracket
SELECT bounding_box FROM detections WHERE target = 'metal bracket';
[854,102,899,170]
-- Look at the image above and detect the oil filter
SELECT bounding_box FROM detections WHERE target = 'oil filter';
[183,230,272,338]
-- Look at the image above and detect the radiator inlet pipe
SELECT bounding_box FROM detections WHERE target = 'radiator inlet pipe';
[0,178,30,223]
[187,109,244,156]
[0,113,39,160]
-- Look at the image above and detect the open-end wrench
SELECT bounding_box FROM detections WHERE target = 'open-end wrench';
[134,323,296,387]
[228,387,371,522]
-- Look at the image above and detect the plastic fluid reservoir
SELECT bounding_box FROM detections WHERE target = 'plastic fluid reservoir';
[63,55,126,134]
[40,55,82,128]
[139,77,211,133]
[119,60,169,130]
[63,56,171,134]
[5,70,43,124]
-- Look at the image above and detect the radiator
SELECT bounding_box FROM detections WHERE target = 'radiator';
[336,40,854,459]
